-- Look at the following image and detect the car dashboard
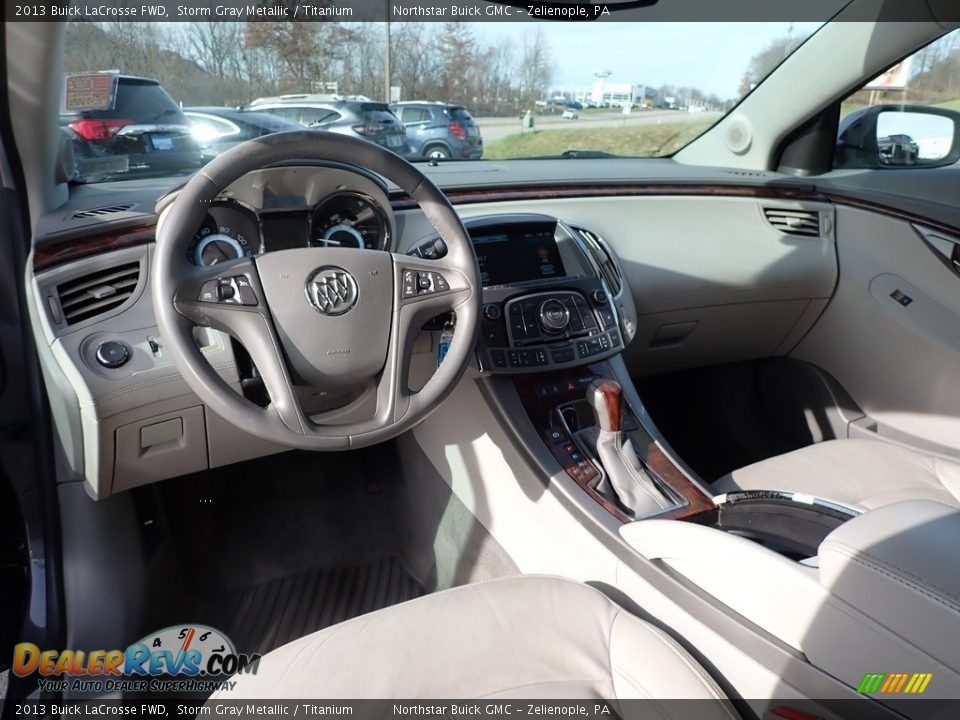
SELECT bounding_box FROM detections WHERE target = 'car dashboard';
[28,163,639,500]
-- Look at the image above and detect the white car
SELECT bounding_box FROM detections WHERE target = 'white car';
[561,108,579,120]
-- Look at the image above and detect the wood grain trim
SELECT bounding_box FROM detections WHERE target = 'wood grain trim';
[34,224,155,271]
[389,182,823,210]
[643,442,716,521]
[393,182,960,240]
[33,182,960,272]
[512,365,715,524]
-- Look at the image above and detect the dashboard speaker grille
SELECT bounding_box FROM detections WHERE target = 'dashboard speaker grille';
[56,262,141,325]
[762,207,821,237]
[574,227,623,295]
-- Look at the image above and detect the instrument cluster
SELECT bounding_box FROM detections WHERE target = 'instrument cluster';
[187,191,392,267]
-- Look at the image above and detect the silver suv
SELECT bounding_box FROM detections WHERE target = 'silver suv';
[248,95,412,157]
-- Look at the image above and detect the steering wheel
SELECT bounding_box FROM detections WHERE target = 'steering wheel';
[152,131,480,450]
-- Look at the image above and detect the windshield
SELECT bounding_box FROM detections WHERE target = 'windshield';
[62,20,821,183]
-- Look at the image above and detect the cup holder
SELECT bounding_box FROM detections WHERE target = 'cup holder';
[706,490,860,560]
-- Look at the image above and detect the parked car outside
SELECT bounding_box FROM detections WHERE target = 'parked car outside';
[60,74,202,181]
[248,95,412,157]
[184,107,304,160]
[390,101,484,160]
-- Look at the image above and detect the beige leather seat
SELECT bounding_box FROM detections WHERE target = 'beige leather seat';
[712,439,960,511]
[213,575,738,713]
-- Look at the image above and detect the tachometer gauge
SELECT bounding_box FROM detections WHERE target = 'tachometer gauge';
[311,192,390,250]
[320,224,365,248]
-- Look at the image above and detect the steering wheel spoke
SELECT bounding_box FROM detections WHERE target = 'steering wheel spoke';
[394,254,473,317]
[172,258,307,434]
[172,257,262,324]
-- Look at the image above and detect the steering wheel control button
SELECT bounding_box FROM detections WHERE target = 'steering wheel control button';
[95,341,130,369]
[198,277,258,306]
[217,280,236,303]
[406,270,451,298]
[234,276,258,306]
[539,299,570,333]
[198,280,219,303]
[306,266,359,316]
[402,269,417,298]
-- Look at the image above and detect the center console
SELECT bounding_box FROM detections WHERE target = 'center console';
[461,214,712,523]
[465,214,629,373]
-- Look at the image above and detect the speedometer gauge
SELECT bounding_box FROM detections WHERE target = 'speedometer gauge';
[188,200,260,267]
[194,233,245,266]
[311,192,390,250]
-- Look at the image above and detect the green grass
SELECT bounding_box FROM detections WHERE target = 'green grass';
[934,99,960,111]
[484,120,715,159]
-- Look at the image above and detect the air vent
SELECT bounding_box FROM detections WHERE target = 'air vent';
[71,203,136,220]
[574,227,622,295]
[762,207,821,237]
[56,262,140,325]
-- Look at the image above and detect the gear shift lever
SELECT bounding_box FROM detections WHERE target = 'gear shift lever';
[588,379,623,433]
[584,378,672,517]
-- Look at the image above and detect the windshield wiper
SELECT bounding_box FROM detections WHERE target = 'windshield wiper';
[512,150,626,160]
[560,150,622,159]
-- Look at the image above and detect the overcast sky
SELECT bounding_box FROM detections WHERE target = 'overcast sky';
[472,22,824,97]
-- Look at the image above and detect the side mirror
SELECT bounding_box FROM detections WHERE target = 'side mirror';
[835,104,960,169]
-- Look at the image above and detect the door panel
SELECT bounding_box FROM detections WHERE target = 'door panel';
[793,206,960,455]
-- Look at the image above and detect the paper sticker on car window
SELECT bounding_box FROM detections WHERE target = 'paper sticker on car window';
[63,72,118,112]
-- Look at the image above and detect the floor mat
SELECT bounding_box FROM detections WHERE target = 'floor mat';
[208,556,424,655]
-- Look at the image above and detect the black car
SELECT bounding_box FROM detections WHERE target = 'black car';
[60,74,202,180]
[184,107,305,160]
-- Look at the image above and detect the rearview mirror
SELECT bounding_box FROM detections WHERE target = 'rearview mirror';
[835,104,960,169]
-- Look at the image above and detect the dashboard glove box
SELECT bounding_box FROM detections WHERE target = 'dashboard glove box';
[818,499,960,676]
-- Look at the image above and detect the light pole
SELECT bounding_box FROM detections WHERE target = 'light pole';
[384,16,391,103]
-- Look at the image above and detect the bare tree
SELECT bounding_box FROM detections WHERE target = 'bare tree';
[518,28,554,108]
[738,34,804,97]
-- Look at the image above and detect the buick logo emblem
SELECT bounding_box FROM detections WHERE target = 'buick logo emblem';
[305,266,358,316]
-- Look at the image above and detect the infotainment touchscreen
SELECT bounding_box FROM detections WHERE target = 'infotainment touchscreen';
[472,223,566,286]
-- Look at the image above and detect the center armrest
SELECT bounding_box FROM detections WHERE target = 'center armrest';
[818,499,960,673]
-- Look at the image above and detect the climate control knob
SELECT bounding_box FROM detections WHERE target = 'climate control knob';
[539,299,570,333]
[591,289,608,305]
